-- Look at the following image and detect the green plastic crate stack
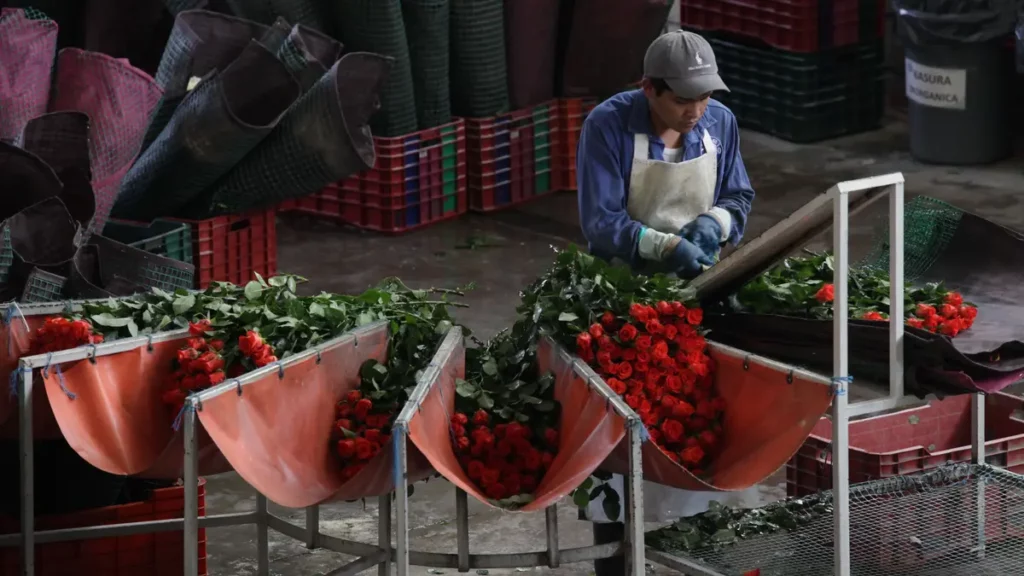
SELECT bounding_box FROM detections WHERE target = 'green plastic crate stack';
[403,0,452,130]
[439,123,461,213]
[331,0,418,137]
[102,220,194,266]
[531,104,553,195]
[450,0,509,117]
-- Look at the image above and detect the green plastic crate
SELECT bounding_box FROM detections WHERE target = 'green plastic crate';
[102,219,193,266]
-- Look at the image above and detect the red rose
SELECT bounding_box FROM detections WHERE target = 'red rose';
[576,332,592,353]
[663,325,678,340]
[906,317,924,329]
[672,401,695,419]
[815,284,835,304]
[656,301,673,316]
[960,305,978,320]
[597,335,615,351]
[617,362,633,379]
[624,394,641,409]
[467,460,486,480]
[664,375,683,393]
[652,340,670,361]
[621,348,637,361]
[209,371,226,386]
[364,429,382,443]
[939,319,962,337]
[189,319,212,337]
[472,409,490,426]
[238,330,265,356]
[635,335,652,351]
[354,398,373,420]
[589,323,604,339]
[635,350,651,365]
[618,324,638,342]
[681,446,705,466]
[544,428,559,446]
[336,439,356,458]
[923,315,940,330]
[686,308,704,326]
[699,430,718,450]
[482,467,501,487]
[456,436,470,451]
[451,412,469,426]
[660,419,684,443]
[596,350,613,367]
[629,303,649,322]
[645,320,663,335]
[354,438,374,460]
[660,395,679,408]
[347,390,362,404]
[671,301,686,316]
[601,311,616,326]
[915,303,937,318]
[523,450,543,471]
[944,292,964,307]
[939,304,957,319]
[606,378,628,395]
[861,311,886,321]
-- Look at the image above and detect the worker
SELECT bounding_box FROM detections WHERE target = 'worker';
[576,30,758,575]
[577,29,755,279]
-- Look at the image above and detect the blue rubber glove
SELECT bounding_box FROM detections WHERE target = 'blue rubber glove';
[680,215,723,258]
[665,237,714,280]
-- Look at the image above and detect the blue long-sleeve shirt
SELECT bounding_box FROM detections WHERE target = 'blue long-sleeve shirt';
[577,90,756,265]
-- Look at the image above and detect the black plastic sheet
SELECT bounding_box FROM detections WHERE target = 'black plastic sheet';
[706,208,1024,396]
[113,40,302,222]
[895,0,1019,44]
[182,52,392,217]
[18,112,96,231]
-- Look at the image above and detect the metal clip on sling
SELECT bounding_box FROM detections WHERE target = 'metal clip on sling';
[831,375,853,397]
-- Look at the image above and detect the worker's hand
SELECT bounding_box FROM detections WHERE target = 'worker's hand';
[680,215,723,259]
[665,237,714,280]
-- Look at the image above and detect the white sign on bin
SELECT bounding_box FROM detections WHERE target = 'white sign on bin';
[905,58,967,110]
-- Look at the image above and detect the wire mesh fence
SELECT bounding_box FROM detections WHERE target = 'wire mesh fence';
[859,195,964,282]
[648,464,1024,576]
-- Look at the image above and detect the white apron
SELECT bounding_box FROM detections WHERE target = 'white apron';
[586,129,759,523]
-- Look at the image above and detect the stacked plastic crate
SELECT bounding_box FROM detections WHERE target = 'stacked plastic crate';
[680,0,889,143]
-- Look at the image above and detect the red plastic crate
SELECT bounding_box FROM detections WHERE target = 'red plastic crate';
[280,120,468,233]
[552,98,597,192]
[175,209,277,288]
[0,480,208,576]
[465,101,558,212]
[787,393,1024,498]
[679,0,886,53]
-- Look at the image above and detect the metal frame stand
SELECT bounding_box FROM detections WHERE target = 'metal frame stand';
[3,174,990,576]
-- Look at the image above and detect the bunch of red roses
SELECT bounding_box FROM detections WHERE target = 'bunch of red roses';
[576,301,724,473]
[450,409,559,501]
[30,316,104,354]
[815,285,978,337]
[237,330,278,370]
[333,391,394,481]
[161,320,227,413]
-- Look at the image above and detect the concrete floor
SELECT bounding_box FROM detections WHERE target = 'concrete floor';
[203,116,1024,575]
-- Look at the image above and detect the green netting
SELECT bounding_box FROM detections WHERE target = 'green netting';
[331,0,418,137]
[21,268,66,304]
[450,0,509,117]
[21,7,49,20]
[403,0,452,129]
[859,195,965,281]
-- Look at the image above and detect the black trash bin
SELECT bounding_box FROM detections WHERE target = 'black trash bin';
[896,0,1017,165]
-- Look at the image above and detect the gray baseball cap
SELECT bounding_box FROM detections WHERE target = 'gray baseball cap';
[643,30,729,99]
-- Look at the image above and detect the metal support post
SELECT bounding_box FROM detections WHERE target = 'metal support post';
[545,506,560,568]
[183,402,199,576]
[19,366,34,576]
[256,495,269,576]
[624,420,646,576]
[377,495,392,576]
[456,489,470,572]
[305,506,319,549]
[393,428,410,576]
[831,188,851,576]
[972,393,987,558]
[889,182,905,399]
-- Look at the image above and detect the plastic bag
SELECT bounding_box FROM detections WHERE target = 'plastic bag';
[894,0,1019,44]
